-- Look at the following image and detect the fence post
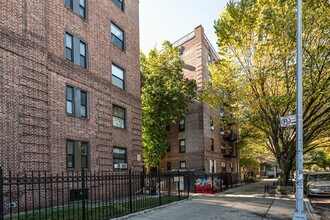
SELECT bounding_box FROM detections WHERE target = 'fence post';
[129,170,133,213]
[0,166,3,220]
[81,169,86,220]
[177,171,181,201]
[187,175,190,197]
[158,173,161,205]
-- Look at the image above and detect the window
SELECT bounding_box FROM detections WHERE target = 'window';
[79,0,86,18]
[167,143,171,152]
[65,32,88,68]
[210,117,213,129]
[179,139,186,153]
[179,118,185,132]
[167,162,171,171]
[64,0,86,19]
[221,161,226,173]
[211,138,214,151]
[66,85,88,118]
[180,161,186,169]
[221,144,226,154]
[66,140,88,170]
[112,64,125,89]
[65,33,73,61]
[80,41,87,68]
[111,22,124,50]
[113,147,127,169]
[208,54,212,63]
[210,160,216,173]
[113,105,126,129]
[229,144,234,155]
[112,0,124,11]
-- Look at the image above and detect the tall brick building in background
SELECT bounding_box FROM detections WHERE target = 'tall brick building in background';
[0,0,142,173]
[160,26,240,175]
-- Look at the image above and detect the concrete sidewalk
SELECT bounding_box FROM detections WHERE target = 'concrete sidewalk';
[115,179,319,220]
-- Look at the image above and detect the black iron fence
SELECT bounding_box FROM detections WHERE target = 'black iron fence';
[0,168,189,220]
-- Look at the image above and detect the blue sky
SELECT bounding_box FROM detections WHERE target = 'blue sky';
[139,0,229,53]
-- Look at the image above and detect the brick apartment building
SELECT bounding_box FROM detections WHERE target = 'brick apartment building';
[160,26,240,175]
[0,0,142,174]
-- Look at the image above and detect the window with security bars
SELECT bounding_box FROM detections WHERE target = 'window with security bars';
[67,140,88,170]
[65,32,87,68]
[112,63,125,89]
[111,22,124,50]
[113,105,126,129]
[66,85,88,118]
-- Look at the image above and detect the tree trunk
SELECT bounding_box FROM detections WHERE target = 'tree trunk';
[277,158,294,186]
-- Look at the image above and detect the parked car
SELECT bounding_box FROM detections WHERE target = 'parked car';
[305,172,330,197]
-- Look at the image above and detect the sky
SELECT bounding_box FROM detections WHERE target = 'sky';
[139,0,229,53]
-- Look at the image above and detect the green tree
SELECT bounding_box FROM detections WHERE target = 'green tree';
[204,0,330,185]
[141,42,197,168]
[305,150,330,170]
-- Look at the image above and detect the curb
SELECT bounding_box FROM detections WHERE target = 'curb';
[304,197,320,220]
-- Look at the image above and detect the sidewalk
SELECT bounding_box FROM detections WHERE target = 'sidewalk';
[115,179,319,220]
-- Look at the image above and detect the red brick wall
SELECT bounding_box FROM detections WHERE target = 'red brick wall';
[0,0,142,173]
[160,26,240,174]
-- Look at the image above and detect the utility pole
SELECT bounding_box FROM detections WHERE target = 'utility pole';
[292,0,307,219]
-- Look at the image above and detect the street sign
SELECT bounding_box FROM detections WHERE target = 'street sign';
[280,115,296,127]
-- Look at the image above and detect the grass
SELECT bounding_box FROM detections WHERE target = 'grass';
[4,195,185,220]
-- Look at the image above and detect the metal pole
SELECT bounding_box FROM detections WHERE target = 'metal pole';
[292,0,307,219]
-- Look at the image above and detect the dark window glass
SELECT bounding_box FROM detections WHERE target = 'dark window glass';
[113,147,127,168]
[112,64,125,89]
[111,22,124,50]
[221,162,226,173]
[211,138,214,151]
[167,143,171,152]
[113,105,125,129]
[180,161,186,169]
[167,162,171,171]
[179,139,186,153]
[179,118,185,132]
[65,33,73,61]
[112,0,123,11]
[66,86,74,114]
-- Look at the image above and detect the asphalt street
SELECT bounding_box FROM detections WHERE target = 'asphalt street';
[121,179,306,220]
[309,197,330,220]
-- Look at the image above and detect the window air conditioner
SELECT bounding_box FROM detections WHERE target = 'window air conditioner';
[118,163,128,169]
